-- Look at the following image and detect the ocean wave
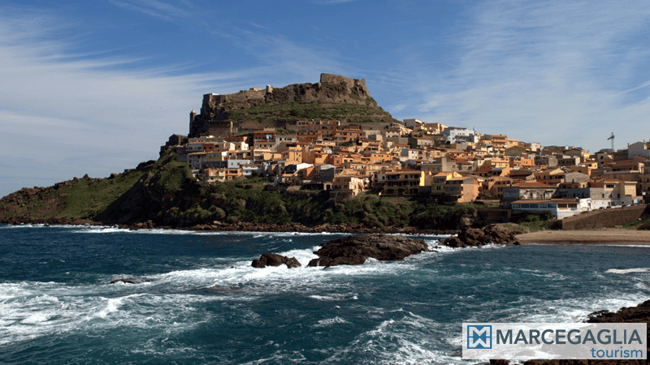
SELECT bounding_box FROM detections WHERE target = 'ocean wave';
[0,223,47,229]
[0,280,227,346]
[320,312,470,365]
[312,316,350,328]
[606,268,650,274]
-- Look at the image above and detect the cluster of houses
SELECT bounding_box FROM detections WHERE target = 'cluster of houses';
[164,116,650,220]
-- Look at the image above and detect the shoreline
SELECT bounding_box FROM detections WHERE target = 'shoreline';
[0,219,458,236]
[4,219,650,245]
[516,228,650,245]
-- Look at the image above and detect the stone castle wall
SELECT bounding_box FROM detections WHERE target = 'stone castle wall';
[189,73,388,137]
[320,73,365,89]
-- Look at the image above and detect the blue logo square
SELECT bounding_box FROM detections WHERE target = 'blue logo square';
[467,325,492,349]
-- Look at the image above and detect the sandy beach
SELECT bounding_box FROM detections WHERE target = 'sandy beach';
[516,228,650,245]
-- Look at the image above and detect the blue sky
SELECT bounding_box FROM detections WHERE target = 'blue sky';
[2,0,650,197]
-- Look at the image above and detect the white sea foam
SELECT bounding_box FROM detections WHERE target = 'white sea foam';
[39,224,453,241]
[495,293,649,324]
[308,293,359,302]
[606,268,650,274]
[320,312,473,365]
[68,225,349,237]
[313,316,350,328]
[0,280,226,346]
[424,242,509,255]
[0,223,46,229]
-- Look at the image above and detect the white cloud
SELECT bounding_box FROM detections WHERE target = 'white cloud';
[394,1,650,151]
[390,104,407,113]
[107,0,193,21]
[0,5,356,197]
[0,9,279,197]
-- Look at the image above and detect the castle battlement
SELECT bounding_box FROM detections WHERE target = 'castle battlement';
[189,73,389,137]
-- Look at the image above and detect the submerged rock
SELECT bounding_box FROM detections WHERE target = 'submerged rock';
[307,234,429,267]
[251,253,301,268]
[440,225,520,248]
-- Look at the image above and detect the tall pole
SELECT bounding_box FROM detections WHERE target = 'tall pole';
[607,132,615,151]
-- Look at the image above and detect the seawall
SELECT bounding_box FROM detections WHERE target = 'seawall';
[560,204,648,230]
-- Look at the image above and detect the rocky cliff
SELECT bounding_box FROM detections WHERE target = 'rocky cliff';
[189,73,397,137]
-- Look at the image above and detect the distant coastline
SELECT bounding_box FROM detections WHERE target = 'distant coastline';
[4,220,650,245]
[0,219,456,236]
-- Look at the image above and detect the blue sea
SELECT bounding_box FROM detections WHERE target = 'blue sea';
[1,224,649,364]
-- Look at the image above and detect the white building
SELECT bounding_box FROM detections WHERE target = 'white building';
[628,141,650,159]
[227,159,254,169]
[442,127,478,144]
[511,198,590,219]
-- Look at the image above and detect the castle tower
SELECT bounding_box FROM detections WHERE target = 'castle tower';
[189,110,197,136]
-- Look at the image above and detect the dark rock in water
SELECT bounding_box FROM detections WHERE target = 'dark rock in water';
[109,278,155,284]
[440,225,520,248]
[307,234,429,267]
[252,253,301,268]
[587,299,650,324]
[110,279,139,284]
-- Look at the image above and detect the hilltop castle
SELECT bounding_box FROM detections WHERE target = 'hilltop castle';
[188,73,386,137]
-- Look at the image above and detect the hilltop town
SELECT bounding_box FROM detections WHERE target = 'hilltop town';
[1,73,649,231]
[161,74,650,223]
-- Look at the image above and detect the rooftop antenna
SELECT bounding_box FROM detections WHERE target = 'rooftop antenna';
[607,132,615,151]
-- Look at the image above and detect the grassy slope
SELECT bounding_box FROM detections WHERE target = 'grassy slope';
[0,170,147,221]
[229,101,395,124]
[55,172,147,219]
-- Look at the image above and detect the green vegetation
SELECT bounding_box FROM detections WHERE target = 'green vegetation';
[144,152,192,192]
[517,213,556,232]
[180,184,482,228]
[54,172,147,218]
[622,218,650,229]
[229,101,394,124]
[1,150,482,230]
[275,128,295,135]
[0,169,148,221]
[493,223,529,234]
[3,211,16,219]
